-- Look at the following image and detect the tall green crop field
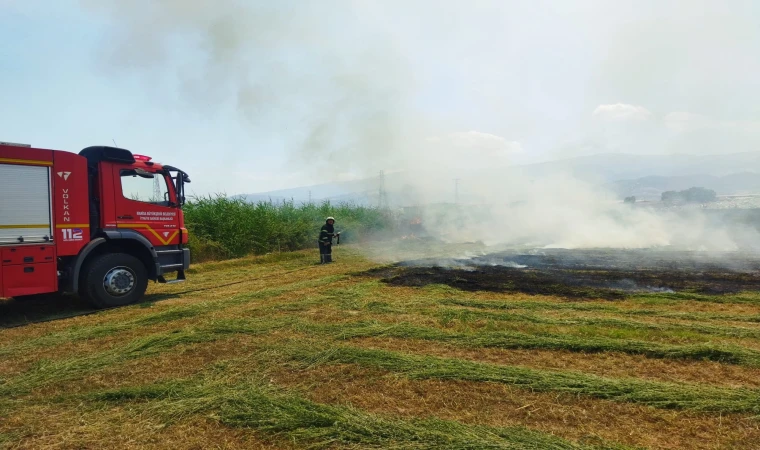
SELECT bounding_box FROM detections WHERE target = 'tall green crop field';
[183,195,396,261]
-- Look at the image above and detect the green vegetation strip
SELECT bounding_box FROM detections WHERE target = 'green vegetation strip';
[89,380,624,449]
[435,308,760,340]
[441,298,760,324]
[296,346,760,414]
[319,321,760,367]
[633,291,760,305]
[185,196,394,260]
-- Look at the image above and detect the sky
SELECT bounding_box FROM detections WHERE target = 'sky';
[2,0,760,197]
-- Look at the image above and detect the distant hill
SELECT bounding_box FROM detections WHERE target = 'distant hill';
[608,172,760,200]
[238,151,760,205]
[234,177,380,206]
[502,152,760,184]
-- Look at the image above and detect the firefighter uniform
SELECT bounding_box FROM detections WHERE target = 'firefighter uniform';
[319,217,336,263]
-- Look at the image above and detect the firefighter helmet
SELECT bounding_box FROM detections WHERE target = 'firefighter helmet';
[326,216,335,221]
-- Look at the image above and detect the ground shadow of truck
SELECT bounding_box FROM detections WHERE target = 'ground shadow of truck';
[0,291,181,329]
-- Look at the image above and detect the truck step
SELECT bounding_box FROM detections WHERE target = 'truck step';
[156,249,184,255]
[158,270,186,284]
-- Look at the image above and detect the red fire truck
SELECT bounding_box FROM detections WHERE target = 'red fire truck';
[0,141,190,308]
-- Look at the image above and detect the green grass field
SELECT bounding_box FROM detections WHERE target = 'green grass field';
[2,245,760,449]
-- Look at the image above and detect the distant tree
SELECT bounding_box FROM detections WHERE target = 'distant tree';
[661,187,716,204]
[682,186,716,203]
[661,191,679,203]
[624,196,636,204]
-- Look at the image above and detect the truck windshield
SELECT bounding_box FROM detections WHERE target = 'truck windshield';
[162,165,190,207]
[120,169,171,206]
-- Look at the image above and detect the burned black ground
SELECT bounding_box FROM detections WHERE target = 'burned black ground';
[362,249,760,299]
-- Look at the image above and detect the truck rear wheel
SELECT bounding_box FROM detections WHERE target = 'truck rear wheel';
[80,253,148,308]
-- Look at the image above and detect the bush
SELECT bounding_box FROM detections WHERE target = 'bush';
[683,187,717,203]
[183,195,396,260]
[661,187,716,204]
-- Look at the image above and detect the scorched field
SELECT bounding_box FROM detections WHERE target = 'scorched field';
[2,244,760,449]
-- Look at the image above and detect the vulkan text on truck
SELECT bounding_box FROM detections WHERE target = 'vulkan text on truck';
[0,142,191,308]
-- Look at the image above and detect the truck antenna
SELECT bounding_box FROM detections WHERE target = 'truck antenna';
[112,139,118,148]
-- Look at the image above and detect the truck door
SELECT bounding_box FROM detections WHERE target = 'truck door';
[111,165,181,247]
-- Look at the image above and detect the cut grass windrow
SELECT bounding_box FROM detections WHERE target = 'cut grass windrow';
[6,313,758,404]
[0,273,345,359]
[434,308,760,340]
[440,298,760,324]
[295,346,760,415]
[0,318,293,397]
[317,321,760,367]
[88,379,627,450]
[634,291,760,305]
[0,308,203,359]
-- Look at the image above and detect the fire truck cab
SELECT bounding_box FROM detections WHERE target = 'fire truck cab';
[0,141,190,308]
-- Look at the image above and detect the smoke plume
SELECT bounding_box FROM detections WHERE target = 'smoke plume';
[83,0,760,254]
[81,0,421,178]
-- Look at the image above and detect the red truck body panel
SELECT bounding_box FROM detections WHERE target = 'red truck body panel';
[0,142,189,300]
[106,160,182,247]
[0,145,53,166]
[1,245,58,297]
[51,150,90,257]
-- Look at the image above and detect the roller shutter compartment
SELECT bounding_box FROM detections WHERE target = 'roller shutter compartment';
[0,164,52,244]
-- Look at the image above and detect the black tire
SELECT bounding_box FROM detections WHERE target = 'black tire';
[79,252,148,309]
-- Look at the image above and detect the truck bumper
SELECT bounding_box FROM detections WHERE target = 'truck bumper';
[156,246,190,276]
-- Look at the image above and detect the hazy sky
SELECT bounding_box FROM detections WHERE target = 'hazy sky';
[2,0,759,196]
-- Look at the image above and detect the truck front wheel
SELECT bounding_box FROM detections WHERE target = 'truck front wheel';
[80,253,149,308]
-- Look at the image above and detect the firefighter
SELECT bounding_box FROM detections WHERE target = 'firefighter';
[318,217,337,264]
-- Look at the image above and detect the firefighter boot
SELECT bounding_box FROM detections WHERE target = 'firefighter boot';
[320,254,328,264]
[325,254,333,263]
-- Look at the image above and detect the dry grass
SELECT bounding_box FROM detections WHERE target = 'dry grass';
[38,335,259,397]
[2,405,286,450]
[270,363,760,450]
[349,337,760,388]
[3,245,760,449]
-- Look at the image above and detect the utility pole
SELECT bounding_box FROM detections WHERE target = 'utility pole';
[454,178,460,205]
[154,177,162,203]
[308,190,312,204]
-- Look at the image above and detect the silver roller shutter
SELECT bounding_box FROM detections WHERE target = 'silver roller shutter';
[0,164,52,244]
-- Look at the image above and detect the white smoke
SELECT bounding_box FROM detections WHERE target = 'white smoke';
[81,0,760,254]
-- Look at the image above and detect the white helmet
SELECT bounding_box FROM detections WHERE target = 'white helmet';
[326,216,335,221]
